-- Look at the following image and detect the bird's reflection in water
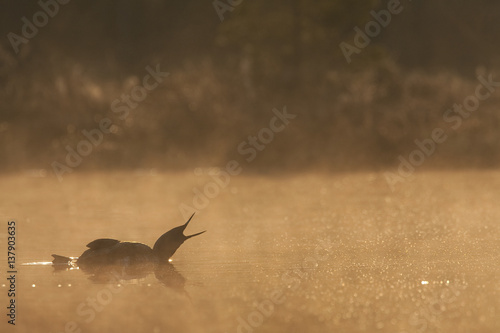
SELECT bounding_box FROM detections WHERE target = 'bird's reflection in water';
[53,260,188,295]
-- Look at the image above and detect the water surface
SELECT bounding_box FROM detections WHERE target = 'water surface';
[0,171,499,332]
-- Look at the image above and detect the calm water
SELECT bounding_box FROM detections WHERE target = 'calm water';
[0,170,499,333]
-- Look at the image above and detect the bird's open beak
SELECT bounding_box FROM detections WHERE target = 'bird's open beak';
[182,213,206,239]
[182,213,196,229]
[186,230,206,239]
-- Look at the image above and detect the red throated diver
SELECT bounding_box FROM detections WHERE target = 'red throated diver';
[52,213,205,267]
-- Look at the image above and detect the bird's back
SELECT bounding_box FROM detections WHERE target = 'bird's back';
[77,239,155,266]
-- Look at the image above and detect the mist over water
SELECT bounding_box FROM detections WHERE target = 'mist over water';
[2,172,499,332]
[1,1,499,333]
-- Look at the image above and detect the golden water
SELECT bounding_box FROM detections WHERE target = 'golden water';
[0,171,499,333]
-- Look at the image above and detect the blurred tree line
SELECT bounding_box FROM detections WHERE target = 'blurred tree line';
[1,0,499,172]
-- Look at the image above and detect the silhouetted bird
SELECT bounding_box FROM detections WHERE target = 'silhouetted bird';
[52,213,205,268]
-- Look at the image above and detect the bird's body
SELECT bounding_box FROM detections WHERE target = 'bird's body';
[77,239,155,266]
[52,213,205,268]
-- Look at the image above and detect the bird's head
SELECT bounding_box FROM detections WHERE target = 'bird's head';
[153,213,206,262]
